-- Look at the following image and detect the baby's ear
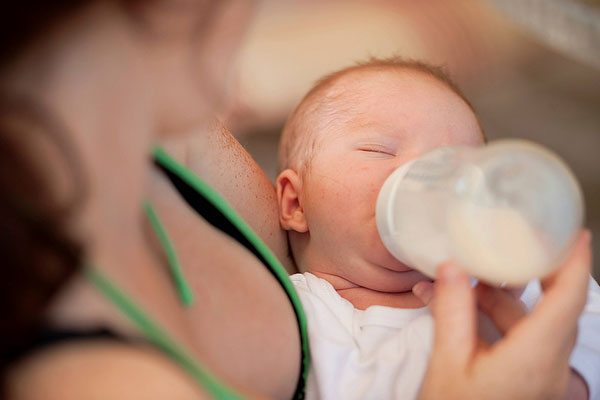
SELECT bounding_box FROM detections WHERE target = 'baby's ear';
[276,169,308,233]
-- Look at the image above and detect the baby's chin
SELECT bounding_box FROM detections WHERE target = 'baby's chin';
[369,236,416,273]
[381,259,415,273]
[366,269,432,293]
[377,252,416,273]
[361,257,433,293]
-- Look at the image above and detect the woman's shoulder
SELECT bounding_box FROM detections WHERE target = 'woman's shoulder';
[7,339,208,400]
[154,120,296,274]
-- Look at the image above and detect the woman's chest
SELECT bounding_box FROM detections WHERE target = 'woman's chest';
[149,177,301,399]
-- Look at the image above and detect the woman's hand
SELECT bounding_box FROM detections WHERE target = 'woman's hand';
[413,231,592,400]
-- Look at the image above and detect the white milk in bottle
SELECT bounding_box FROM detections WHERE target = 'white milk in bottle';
[376,139,583,286]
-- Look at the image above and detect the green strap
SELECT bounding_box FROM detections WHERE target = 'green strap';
[143,200,194,307]
[85,267,244,400]
[86,146,309,399]
[153,146,310,398]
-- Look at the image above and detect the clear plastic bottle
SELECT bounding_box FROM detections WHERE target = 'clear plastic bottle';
[375,139,584,286]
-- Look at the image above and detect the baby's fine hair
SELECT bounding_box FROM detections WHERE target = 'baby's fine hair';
[278,56,478,173]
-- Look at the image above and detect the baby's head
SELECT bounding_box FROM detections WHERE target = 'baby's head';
[276,58,485,293]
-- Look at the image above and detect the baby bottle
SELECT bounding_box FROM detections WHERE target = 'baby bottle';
[375,139,584,286]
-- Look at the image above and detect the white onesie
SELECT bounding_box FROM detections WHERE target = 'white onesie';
[292,272,600,400]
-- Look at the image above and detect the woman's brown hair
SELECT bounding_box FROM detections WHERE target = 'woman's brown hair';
[0,0,92,385]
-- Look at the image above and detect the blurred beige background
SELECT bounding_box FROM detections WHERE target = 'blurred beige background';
[226,0,600,280]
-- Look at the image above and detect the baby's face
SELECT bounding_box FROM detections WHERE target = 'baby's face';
[300,70,484,292]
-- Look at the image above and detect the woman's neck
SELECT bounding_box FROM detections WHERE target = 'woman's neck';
[1,2,155,273]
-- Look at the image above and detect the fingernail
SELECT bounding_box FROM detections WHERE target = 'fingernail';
[412,284,424,298]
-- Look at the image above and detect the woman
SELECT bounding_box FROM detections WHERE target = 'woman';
[0,1,592,399]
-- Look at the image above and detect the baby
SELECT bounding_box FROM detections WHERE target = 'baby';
[276,58,600,399]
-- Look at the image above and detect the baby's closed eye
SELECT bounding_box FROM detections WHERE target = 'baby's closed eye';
[357,144,396,157]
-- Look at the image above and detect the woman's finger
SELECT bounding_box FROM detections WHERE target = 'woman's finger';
[512,230,591,353]
[429,262,477,367]
[475,284,527,335]
[540,230,591,294]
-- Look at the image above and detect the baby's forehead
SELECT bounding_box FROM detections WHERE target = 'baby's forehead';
[280,63,483,170]
[306,67,454,126]
[304,66,482,144]
[307,66,448,111]
[307,69,382,113]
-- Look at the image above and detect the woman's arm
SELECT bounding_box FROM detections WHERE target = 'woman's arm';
[7,342,211,400]
[156,120,296,274]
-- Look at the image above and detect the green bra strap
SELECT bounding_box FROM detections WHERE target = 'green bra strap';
[143,200,194,307]
[153,146,310,397]
[85,267,244,400]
